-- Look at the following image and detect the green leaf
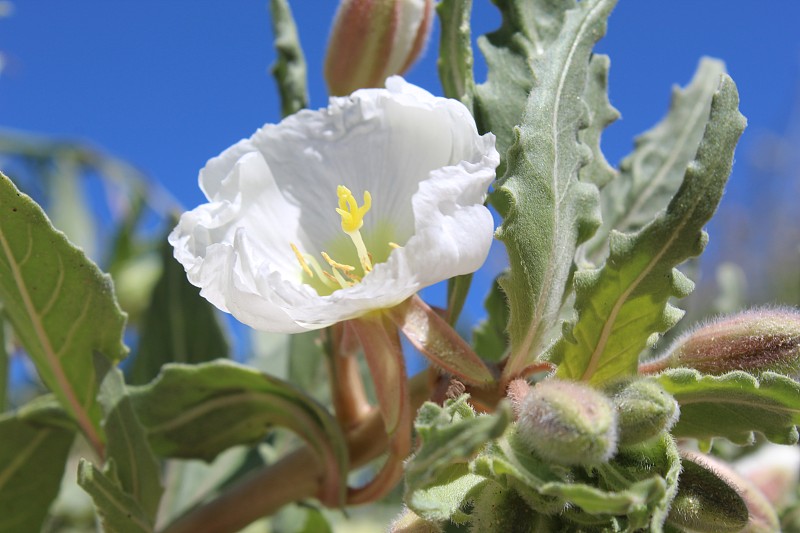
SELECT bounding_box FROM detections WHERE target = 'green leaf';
[129,232,229,386]
[0,313,7,411]
[130,360,348,504]
[98,364,163,521]
[491,0,616,380]
[46,153,96,259]
[77,458,153,533]
[472,276,510,362]
[474,0,570,166]
[581,58,727,264]
[437,0,475,110]
[0,413,74,533]
[549,75,746,385]
[657,369,800,445]
[405,396,511,521]
[0,172,127,452]
[269,0,308,118]
[577,54,619,189]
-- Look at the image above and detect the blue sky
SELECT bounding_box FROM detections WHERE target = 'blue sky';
[2,2,799,323]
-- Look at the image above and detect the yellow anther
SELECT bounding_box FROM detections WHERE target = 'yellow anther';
[389,242,401,249]
[321,251,356,272]
[291,243,314,278]
[336,185,372,233]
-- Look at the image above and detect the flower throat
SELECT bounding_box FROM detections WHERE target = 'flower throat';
[291,185,398,293]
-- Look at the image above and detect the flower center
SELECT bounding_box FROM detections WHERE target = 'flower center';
[291,185,399,294]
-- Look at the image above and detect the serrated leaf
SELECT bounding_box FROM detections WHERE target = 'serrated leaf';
[578,54,619,189]
[0,172,127,452]
[474,0,572,165]
[657,369,800,445]
[472,276,510,362]
[0,413,74,533]
[98,364,163,521]
[130,360,348,505]
[405,397,510,521]
[550,75,746,385]
[77,458,153,533]
[437,0,475,110]
[492,0,616,381]
[269,0,308,118]
[129,231,229,386]
[582,58,727,264]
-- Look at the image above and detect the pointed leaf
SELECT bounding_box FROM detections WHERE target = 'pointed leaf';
[0,413,74,533]
[129,232,229,385]
[437,0,475,110]
[0,172,127,452]
[269,0,308,118]
[77,458,153,533]
[550,75,746,385]
[99,364,163,521]
[657,369,800,445]
[130,360,348,505]
[582,58,727,264]
[493,0,616,380]
[472,276,510,362]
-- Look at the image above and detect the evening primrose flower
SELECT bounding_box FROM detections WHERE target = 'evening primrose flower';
[170,77,499,333]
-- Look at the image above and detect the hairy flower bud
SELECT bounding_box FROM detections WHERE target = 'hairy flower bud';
[516,379,618,466]
[644,308,800,376]
[609,379,679,447]
[324,0,433,96]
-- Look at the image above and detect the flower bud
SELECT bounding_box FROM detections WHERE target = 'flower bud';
[516,379,618,466]
[609,379,679,447]
[324,0,433,96]
[645,308,800,376]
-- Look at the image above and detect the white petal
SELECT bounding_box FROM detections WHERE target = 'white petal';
[171,78,499,333]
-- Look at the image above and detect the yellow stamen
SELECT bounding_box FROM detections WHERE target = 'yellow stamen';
[389,242,401,249]
[291,243,313,278]
[321,251,356,272]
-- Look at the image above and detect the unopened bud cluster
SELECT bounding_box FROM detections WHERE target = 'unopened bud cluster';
[608,379,679,447]
[325,0,433,96]
[652,308,800,376]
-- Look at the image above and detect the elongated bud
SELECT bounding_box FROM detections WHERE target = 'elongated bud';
[644,308,800,376]
[324,0,433,96]
[609,379,679,447]
[516,379,618,466]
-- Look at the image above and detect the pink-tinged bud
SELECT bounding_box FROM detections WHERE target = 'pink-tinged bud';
[324,0,433,96]
[506,378,532,419]
[516,379,618,466]
[643,308,800,376]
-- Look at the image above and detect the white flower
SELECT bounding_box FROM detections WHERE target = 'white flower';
[170,77,499,333]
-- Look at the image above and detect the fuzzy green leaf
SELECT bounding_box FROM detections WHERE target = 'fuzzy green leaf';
[129,232,229,386]
[99,364,163,521]
[492,0,616,380]
[474,0,571,165]
[0,172,127,450]
[0,413,74,533]
[130,360,348,504]
[78,459,153,533]
[657,369,800,445]
[578,54,619,189]
[269,0,308,118]
[437,0,475,110]
[582,58,727,264]
[405,396,511,520]
[549,75,746,385]
[472,277,510,362]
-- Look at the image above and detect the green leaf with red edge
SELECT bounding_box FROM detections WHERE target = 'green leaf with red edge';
[129,360,348,506]
[0,172,127,452]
